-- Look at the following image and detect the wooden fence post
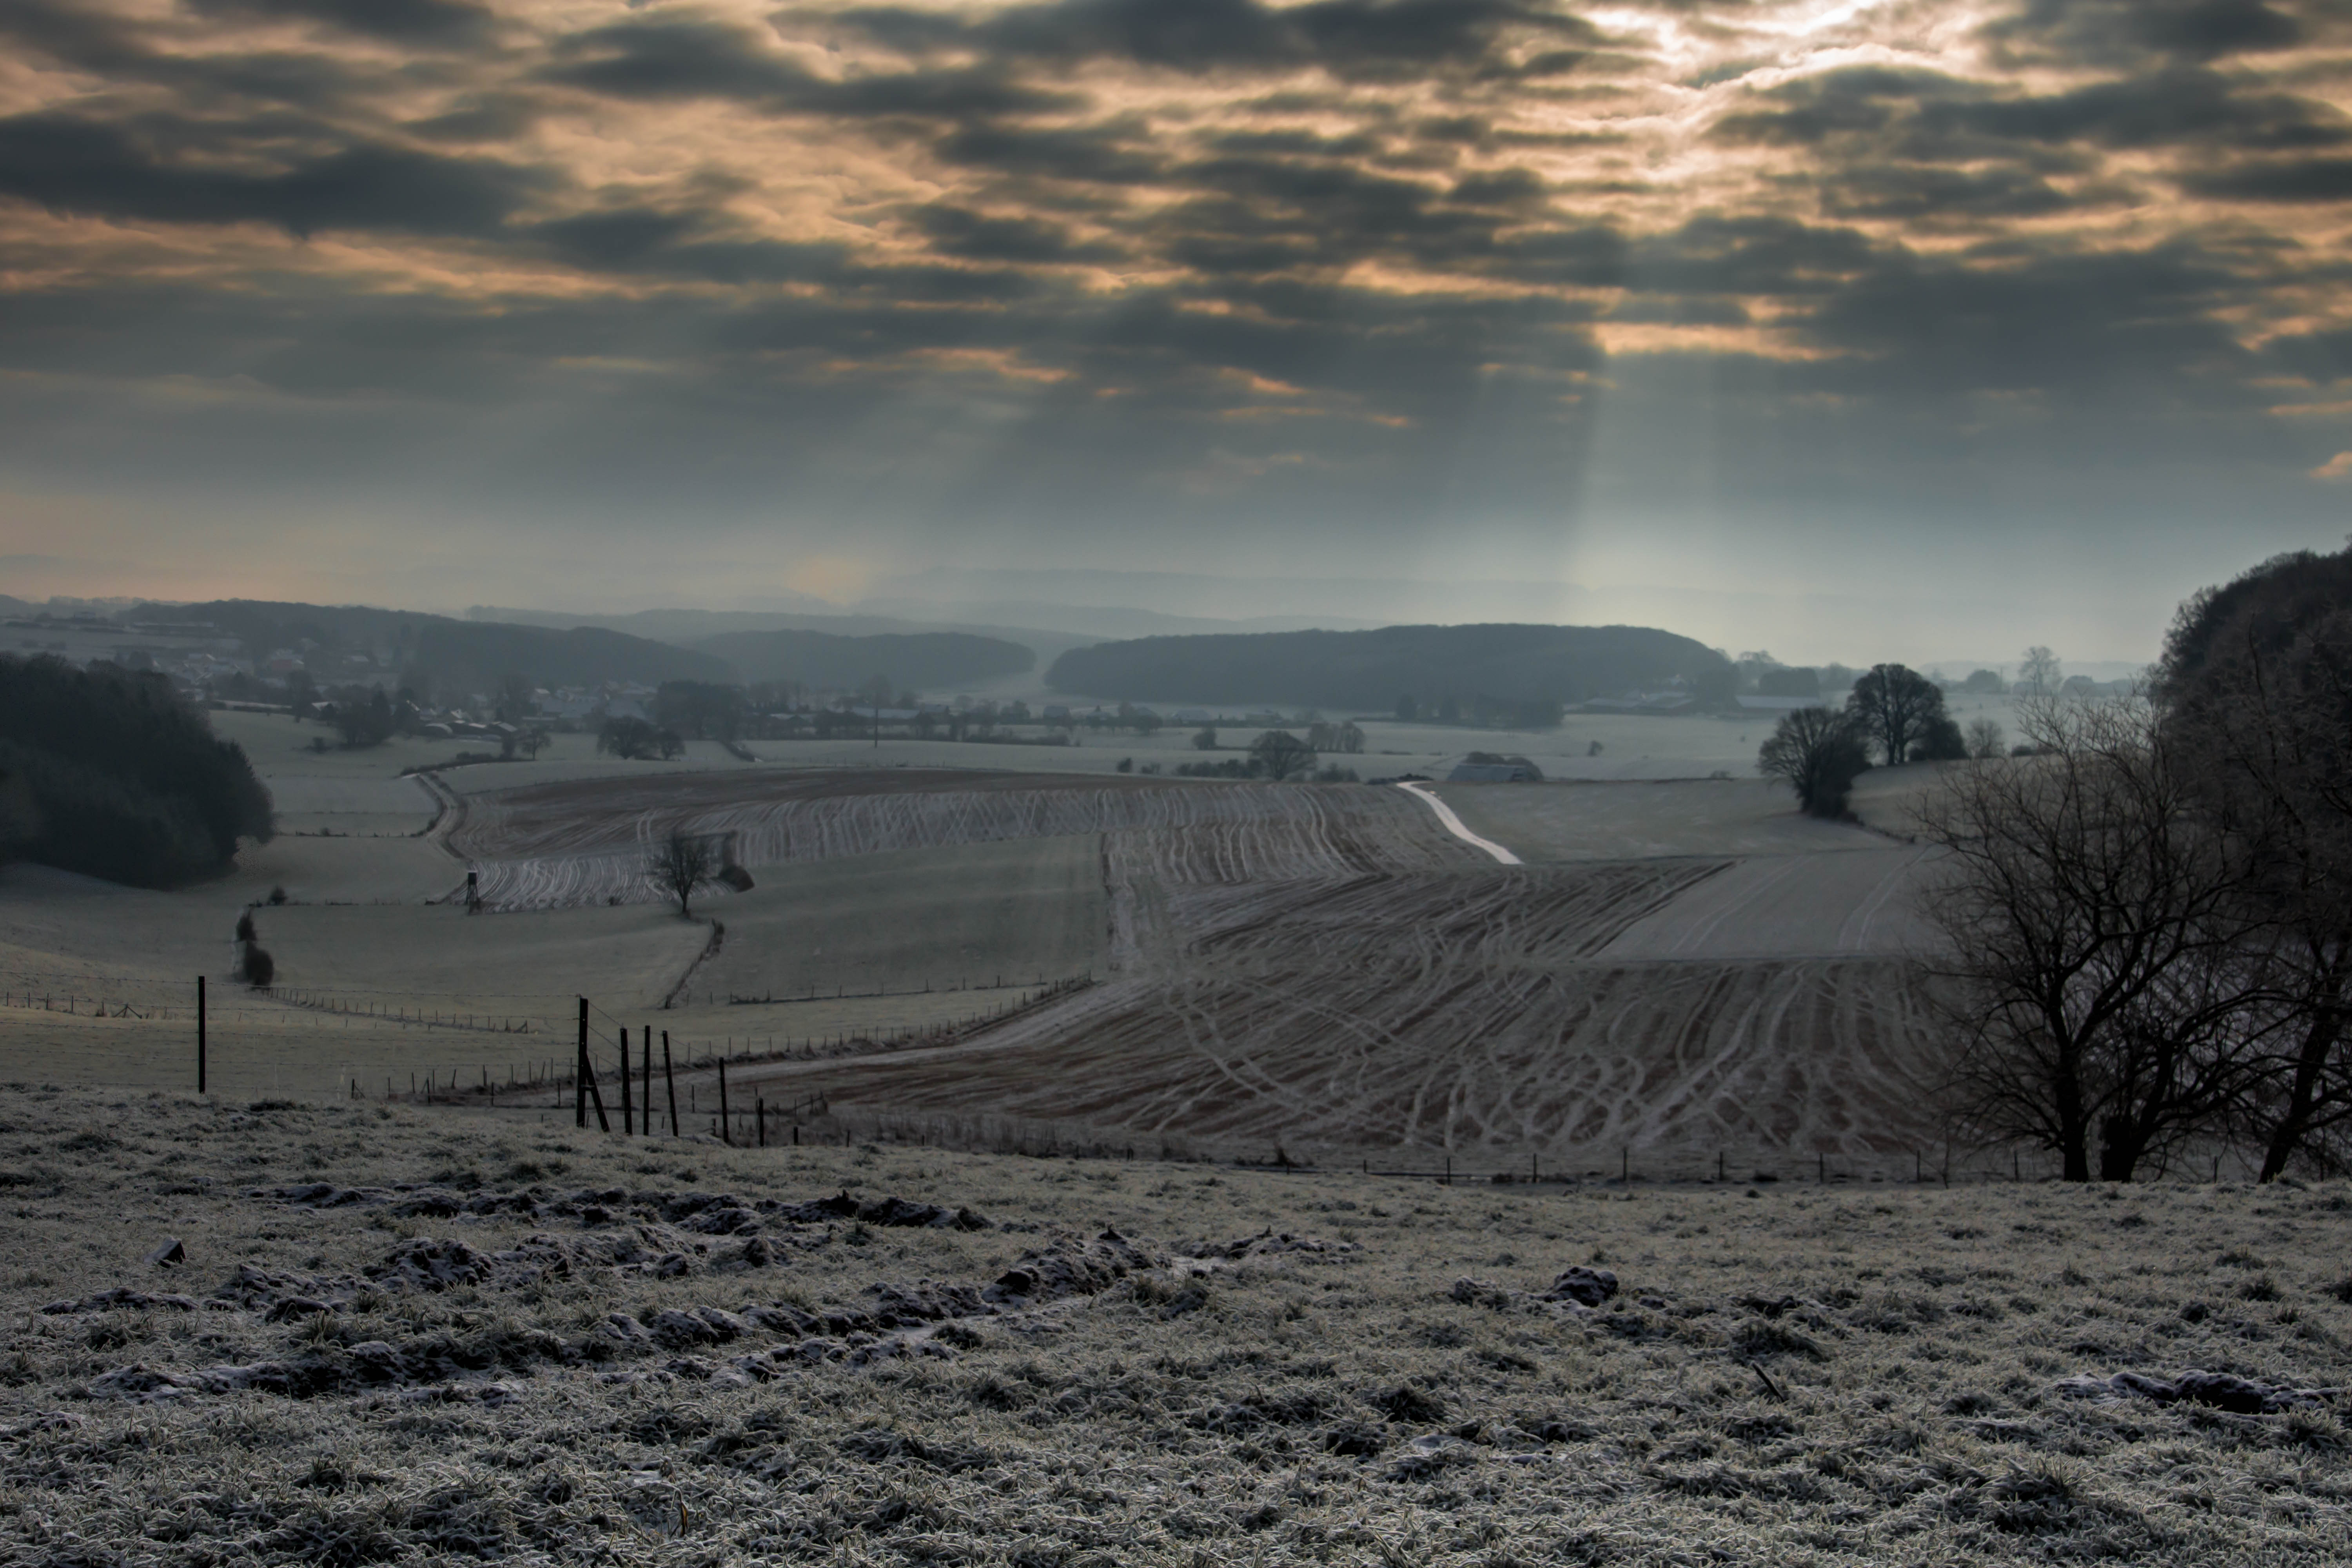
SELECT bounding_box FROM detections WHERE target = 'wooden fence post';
[196,976,207,1094]
[719,1060,732,1147]
[663,1031,678,1136]
[618,1025,633,1136]
[575,998,588,1129]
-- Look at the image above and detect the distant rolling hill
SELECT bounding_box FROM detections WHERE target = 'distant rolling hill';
[1046,623,1730,709]
[691,628,1034,691]
[156,601,734,693]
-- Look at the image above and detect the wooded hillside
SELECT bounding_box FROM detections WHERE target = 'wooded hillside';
[1046,623,1730,710]
[0,655,273,886]
[162,601,734,694]
[692,629,1034,691]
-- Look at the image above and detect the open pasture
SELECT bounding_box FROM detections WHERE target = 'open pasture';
[1436,776,1888,863]
[7,1087,2348,1568]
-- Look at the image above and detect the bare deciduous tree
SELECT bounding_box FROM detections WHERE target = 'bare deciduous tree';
[2020,646,2061,695]
[1249,730,1316,781]
[1756,706,1869,817]
[1845,664,1948,766]
[648,829,718,918]
[1917,694,2277,1181]
[1965,717,2006,760]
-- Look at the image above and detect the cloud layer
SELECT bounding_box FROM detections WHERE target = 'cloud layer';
[2,0,2348,645]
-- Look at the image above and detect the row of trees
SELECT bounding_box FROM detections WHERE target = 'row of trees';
[0,655,273,887]
[1846,554,2349,1182]
[1755,662,1978,817]
[1394,693,1568,728]
[1175,730,1361,782]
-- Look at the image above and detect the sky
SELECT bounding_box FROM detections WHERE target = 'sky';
[2,0,2349,662]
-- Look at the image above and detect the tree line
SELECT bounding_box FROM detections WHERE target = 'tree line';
[1754,662,1976,817]
[1760,550,2352,1181]
[0,655,274,887]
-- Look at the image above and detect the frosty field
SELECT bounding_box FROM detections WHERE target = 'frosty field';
[2,1087,2347,1568]
[0,711,1980,1175]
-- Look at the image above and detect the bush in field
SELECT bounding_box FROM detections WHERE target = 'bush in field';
[0,654,273,887]
[240,944,274,987]
[331,687,395,748]
[598,715,683,760]
[1909,713,1969,762]
[1249,730,1316,781]
[1757,708,1869,818]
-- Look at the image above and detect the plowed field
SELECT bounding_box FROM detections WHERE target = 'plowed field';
[452,769,1467,909]
[741,956,1938,1176]
[436,764,1960,1172]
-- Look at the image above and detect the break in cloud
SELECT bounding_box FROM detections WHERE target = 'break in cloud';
[0,0,2348,652]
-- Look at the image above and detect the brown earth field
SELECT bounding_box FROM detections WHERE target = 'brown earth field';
[136,760,1988,1179]
[5,1087,2350,1568]
[8,759,1994,1178]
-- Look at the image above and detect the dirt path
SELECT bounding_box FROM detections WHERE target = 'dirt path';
[1396,780,1521,863]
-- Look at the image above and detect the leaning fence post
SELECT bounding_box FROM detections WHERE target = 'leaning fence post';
[663,1031,678,1136]
[582,1054,610,1134]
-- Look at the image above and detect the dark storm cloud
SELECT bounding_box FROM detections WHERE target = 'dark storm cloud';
[2182,156,2352,200]
[1818,164,2078,222]
[541,15,1078,117]
[1985,0,2308,67]
[1620,216,1882,299]
[0,112,547,237]
[0,0,386,110]
[0,0,2347,583]
[523,208,854,280]
[1798,244,2250,400]
[909,204,1127,263]
[2263,325,2352,383]
[932,120,1171,185]
[186,0,497,45]
[827,0,1602,80]
[1717,64,2349,158]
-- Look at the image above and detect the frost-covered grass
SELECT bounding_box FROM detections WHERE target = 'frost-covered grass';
[4,1088,2350,1566]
